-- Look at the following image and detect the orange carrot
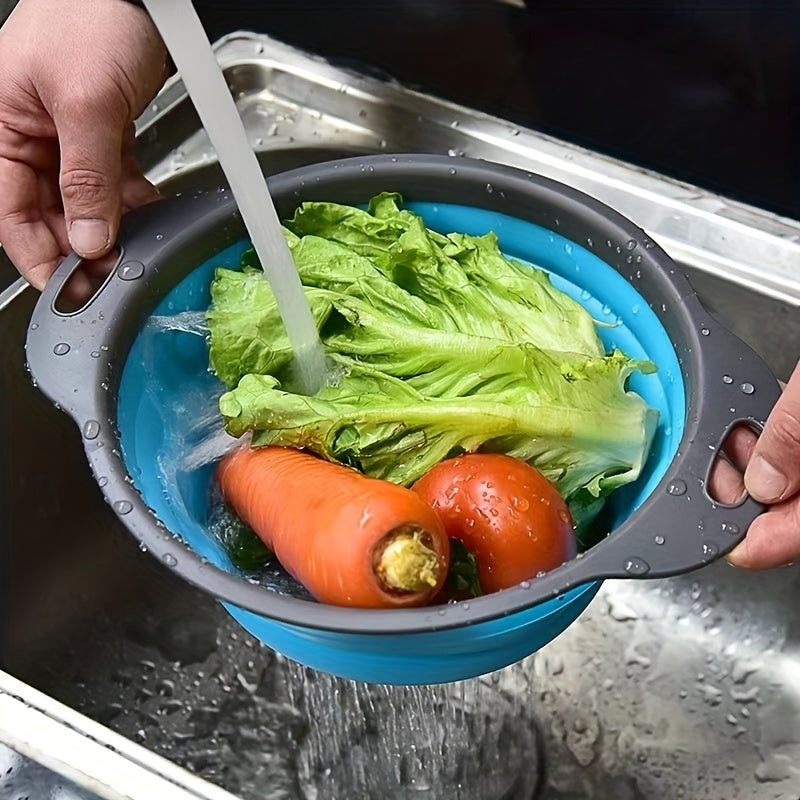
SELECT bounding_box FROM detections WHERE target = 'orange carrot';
[216,446,450,608]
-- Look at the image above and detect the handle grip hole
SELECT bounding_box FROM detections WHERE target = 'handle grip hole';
[707,422,762,507]
[53,248,121,315]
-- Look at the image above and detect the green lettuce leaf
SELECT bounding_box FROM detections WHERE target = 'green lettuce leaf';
[207,193,658,526]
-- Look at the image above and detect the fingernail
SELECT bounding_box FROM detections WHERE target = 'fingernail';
[745,455,788,502]
[69,219,110,256]
[725,541,747,567]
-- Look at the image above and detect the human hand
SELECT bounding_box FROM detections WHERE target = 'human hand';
[712,360,800,569]
[0,0,169,291]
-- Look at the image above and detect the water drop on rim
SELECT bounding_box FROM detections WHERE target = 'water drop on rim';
[667,479,687,496]
[723,374,733,384]
[119,261,145,281]
[114,499,133,515]
[624,558,650,576]
[703,542,719,558]
[740,382,755,394]
[53,342,70,356]
[83,420,101,440]
[721,522,740,535]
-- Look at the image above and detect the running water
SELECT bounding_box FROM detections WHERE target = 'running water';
[142,0,327,395]
[285,660,541,799]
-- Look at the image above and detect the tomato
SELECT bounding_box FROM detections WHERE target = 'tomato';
[412,453,577,594]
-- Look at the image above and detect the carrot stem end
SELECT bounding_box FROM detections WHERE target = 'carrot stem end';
[375,528,441,594]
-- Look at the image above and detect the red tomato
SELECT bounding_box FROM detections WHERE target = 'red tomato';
[412,453,577,594]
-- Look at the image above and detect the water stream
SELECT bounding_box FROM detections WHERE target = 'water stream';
[141,0,327,395]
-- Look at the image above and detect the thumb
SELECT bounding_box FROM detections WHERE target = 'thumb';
[57,115,124,259]
[744,361,800,503]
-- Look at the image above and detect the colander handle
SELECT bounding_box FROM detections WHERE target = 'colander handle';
[26,192,237,421]
[617,292,786,577]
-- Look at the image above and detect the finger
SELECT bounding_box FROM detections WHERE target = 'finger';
[708,454,746,505]
[120,156,161,211]
[726,497,800,569]
[0,156,63,289]
[56,111,124,259]
[744,361,800,503]
[721,425,758,473]
[39,168,70,254]
[0,125,60,171]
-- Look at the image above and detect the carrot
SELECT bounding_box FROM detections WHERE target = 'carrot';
[216,446,450,608]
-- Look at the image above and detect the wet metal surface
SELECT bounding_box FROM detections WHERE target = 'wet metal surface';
[3,31,800,800]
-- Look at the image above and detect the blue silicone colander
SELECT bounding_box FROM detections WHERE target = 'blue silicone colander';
[26,155,780,684]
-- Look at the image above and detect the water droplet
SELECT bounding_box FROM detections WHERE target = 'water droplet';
[740,382,755,395]
[702,542,719,559]
[654,535,665,545]
[631,303,640,315]
[119,260,145,281]
[91,350,100,358]
[626,239,637,251]
[449,167,457,175]
[519,580,531,589]
[83,419,101,440]
[485,183,494,194]
[668,479,687,496]
[97,476,108,488]
[162,553,178,567]
[586,237,593,247]
[624,558,650,576]
[53,342,70,355]
[701,327,710,336]
[114,500,133,515]
[722,374,733,384]
[30,322,39,330]
[721,522,740,535]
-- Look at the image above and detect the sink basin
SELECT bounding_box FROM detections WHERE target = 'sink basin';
[3,31,800,800]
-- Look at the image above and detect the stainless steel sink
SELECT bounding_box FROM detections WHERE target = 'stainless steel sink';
[3,31,800,800]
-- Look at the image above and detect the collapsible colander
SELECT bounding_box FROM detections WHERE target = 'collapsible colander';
[26,154,780,684]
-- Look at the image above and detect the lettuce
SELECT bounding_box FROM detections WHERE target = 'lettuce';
[207,193,658,527]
